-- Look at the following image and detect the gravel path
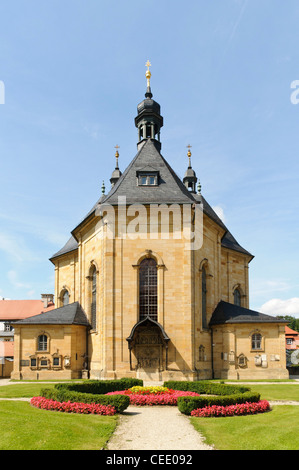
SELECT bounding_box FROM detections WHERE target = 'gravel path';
[106,405,214,451]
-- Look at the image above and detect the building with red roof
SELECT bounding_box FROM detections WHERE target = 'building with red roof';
[285,326,299,350]
[0,295,54,377]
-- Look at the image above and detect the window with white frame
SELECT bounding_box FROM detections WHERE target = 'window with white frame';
[251,333,262,350]
[37,334,48,351]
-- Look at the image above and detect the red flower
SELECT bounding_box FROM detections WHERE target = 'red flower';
[30,397,116,415]
[190,401,270,417]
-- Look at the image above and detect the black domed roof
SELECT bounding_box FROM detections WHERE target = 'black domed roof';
[137,86,161,116]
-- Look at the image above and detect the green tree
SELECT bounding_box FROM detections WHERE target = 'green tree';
[276,315,299,332]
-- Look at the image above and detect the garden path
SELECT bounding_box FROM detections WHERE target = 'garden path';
[106,404,214,451]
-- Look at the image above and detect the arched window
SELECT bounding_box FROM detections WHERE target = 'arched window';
[234,288,241,306]
[62,289,69,306]
[90,266,97,330]
[38,334,48,351]
[139,258,157,321]
[251,333,262,350]
[202,266,207,329]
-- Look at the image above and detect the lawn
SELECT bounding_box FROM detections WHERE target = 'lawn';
[0,400,117,450]
[190,405,299,450]
[0,380,298,450]
[0,383,57,398]
[189,382,299,450]
[242,384,299,401]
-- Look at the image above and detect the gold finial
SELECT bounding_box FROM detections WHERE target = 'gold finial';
[114,145,120,168]
[145,60,151,87]
[114,144,120,158]
[186,145,192,168]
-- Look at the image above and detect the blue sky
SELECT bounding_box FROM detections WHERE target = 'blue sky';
[0,0,298,317]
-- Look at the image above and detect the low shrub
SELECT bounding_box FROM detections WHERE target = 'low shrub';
[164,380,260,415]
[190,400,270,417]
[164,380,250,395]
[54,377,142,396]
[31,396,116,415]
[177,391,261,415]
[40,388,130,413]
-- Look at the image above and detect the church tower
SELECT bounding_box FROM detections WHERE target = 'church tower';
[135,61,164,150]
[11,63,288,382]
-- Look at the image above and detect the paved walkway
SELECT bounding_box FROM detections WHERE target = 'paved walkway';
[106,405,214,451]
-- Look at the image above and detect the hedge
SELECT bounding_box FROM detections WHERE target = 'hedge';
[164,380,251,395]
[39,378,142,413]
[163,381,260,415]
[40,388,130,413]
[54,377,143,395]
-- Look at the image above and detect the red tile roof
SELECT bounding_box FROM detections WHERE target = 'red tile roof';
[0,300,55,320]
[285,326,299,336]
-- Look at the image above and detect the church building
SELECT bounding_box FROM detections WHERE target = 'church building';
[11,63,288,381]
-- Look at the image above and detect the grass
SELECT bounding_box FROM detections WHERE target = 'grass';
[189,382,299,450]
[190,406,299,450]
[241,384,299,401]
[1,380,298,450]
[0,400,117,450]
[0,383,57,398]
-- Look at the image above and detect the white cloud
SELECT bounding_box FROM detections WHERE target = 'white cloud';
[0,233,37,262]
[252,279,290,294]
[7,270,32,290]
[0,213,67,246]
[259,298,299,318]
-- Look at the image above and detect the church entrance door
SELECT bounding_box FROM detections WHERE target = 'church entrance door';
[126,317,170,381]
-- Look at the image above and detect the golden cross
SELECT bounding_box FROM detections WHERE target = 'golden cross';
[145,60,152,87]
[114,145,120,158]
[186,144,192,161]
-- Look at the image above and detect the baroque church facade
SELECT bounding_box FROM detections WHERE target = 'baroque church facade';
[11,65,288,381]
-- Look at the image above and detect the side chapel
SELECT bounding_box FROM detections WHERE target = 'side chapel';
[11,63,288,381]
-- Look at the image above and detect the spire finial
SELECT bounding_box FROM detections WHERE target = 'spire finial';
[187,144,192,167]
[114,145,120,168]
[145,60,153,98]
[145,60,151,87]
[101,180,105,194]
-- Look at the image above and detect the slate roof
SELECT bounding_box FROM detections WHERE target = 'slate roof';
[50,235,78,260]
[102,139,196,206]
[209,300,287,326]
[13,302,90,327]
[50,138,253,261]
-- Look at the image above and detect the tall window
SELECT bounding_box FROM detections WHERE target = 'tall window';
[139,258,157,321]
[234,288,241,306]
[202,266,207,328]
[252,333,262,350]
[38,334,48,351]
[91,266,97,330]
[62,290,69,306]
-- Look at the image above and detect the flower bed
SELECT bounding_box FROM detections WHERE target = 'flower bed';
[190,400,270,418]
[31,396,117,415]
[106,386,200,406]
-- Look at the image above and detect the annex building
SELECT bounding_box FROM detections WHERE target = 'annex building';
[11,64,288,382]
